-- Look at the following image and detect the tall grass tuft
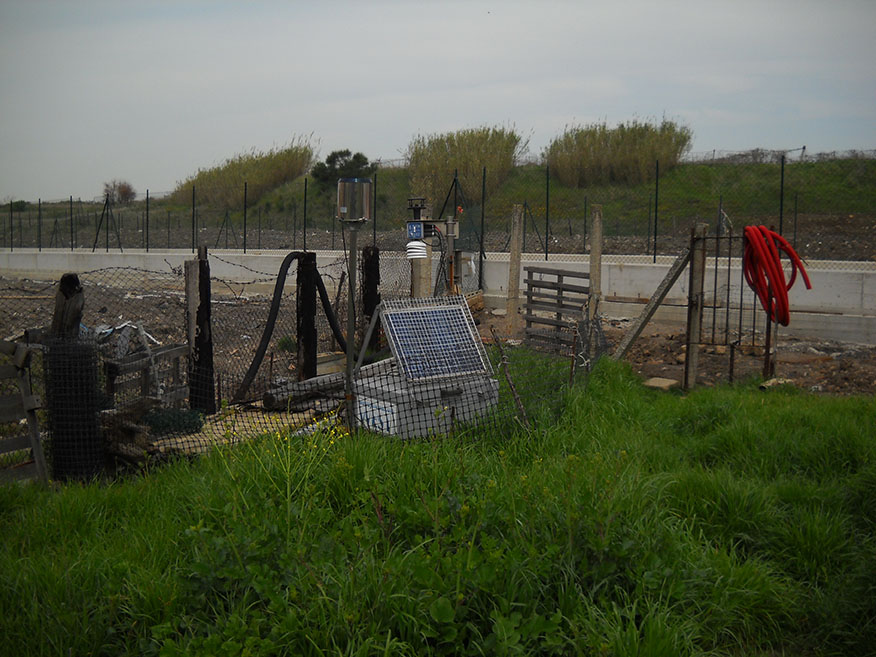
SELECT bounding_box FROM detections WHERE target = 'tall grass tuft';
[167,136,315,209]
[406,126,528,210]
[545,119,692,187]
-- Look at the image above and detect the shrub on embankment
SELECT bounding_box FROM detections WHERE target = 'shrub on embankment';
[167,136,315,209]
[406,126,528,211]
[545,119,693,188]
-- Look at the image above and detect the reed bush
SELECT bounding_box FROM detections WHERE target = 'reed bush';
[167,136,315,209]
[406,126,528,212]
[545,119,692,187]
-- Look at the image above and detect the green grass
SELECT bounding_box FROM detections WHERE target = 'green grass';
[2,358,874,656]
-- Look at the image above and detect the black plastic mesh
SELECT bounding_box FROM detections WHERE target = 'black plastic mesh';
[43,338,104,480]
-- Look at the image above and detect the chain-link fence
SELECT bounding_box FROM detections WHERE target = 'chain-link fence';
[4,150,874,265]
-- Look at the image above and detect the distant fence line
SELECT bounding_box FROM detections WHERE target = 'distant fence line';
[4,152,875,264]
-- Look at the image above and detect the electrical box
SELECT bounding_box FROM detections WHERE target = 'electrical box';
[407,221,424,240]
[355,374,498,439]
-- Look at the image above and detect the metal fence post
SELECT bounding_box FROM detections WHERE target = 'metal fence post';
[372,170,378,246]
[243,181,248,253]
[145,189,150,252]
[653,159,659,262]
[545,165,550,261]
[479,166,486,290]
[303,178,308,251]
[37,199,41,251]
[779,153,785,235]
[297,252,318,380]
[191,186,196,253]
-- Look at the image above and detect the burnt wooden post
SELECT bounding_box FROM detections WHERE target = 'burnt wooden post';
[296,251,318,380]
[186,246,215,414]
[361,245,381,350]
[51,273,84,339]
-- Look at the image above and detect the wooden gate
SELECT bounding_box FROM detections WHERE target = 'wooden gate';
[523,265,590,354]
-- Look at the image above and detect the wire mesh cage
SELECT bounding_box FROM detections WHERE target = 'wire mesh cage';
[43,338,104,480]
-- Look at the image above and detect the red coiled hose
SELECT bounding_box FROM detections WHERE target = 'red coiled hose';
[743,225,811,326]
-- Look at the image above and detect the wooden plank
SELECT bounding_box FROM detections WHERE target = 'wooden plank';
[526,290,587,306]
[0,433,31,454]
[0,341,17,356]
[13,344,30,368]
[20,395,40,412]
[0,462,39,483]
[0,364,18,378]
[523,278,590,295]
[524,287,588,302]
[161,386,189,404]
[523,315,575,329]
[0,396,24,423]
[524,300,586,316]
[524,265,590,280]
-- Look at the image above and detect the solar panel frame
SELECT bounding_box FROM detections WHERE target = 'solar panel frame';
[380,296,492,382]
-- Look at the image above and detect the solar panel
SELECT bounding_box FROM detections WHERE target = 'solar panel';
[381,296,491,381]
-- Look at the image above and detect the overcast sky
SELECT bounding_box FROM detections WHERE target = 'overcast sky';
[1,0,874,202]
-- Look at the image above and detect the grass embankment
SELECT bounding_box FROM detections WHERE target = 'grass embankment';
[482,157,876,237]
[2,359,874,656]
[12,156,874,247]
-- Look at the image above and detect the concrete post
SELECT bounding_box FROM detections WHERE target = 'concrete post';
[589,205,603,323]
[507,204,524,334]
[411,238,432,298]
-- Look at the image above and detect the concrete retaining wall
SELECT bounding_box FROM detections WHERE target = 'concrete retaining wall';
[2,248,874,344]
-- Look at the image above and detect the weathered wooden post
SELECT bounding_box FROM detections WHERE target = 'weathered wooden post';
[684,223,708,390]
[296,251,318,381]
[507,204,524,334]
[589,205,603,320]
[587,205,604,363]
[186,246,216,414]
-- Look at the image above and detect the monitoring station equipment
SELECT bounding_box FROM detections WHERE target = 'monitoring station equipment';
[337,177,372,429]
[353,296,499,439]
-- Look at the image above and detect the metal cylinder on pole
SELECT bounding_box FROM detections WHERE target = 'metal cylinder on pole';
[145,189,150,252]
